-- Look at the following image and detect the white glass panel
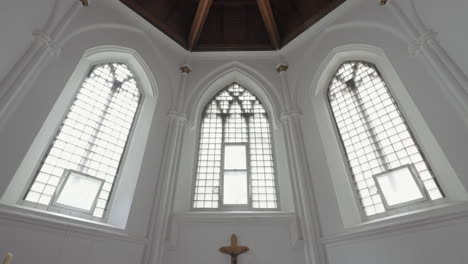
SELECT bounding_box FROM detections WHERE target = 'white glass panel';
[328,61,443,216]
[55,171,103,211]
[223,171,248,205]
[374,166,424,206]
[193,83,278,209]
[224,145,247,170]
[24,63,141,218]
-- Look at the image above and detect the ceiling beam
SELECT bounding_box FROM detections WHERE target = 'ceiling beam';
[188,0,213,50]
[256,0,280,49]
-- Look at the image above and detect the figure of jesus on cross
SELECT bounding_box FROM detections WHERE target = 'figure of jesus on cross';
[219,234,249,264]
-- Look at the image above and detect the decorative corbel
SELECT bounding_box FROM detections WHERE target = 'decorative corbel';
[276,64,289,73]
[180,64,192,74]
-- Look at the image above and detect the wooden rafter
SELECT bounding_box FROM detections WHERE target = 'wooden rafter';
[256,0,280,49]
[188,0,213,50]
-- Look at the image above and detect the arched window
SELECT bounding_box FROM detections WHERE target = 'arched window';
[193,83,278,210]
[328,61,443,217]
[23,63,141,219]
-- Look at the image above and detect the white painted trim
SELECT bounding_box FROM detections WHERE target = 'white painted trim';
[0,203,147,245]
[185,61,283,129]
[173,211,296,223]
[310,44,467,227]
[1,45,158,229]
[388,0,468,127]
[0,1,84,130]
[321,201,468,246]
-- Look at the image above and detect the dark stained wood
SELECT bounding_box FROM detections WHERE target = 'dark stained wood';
[219,234,249,264]
[195,3,272,51]
[280,0,346,46]
[120,0,184,46]
[119,0,347,51]
[256,0,280,49]
[213,0,257,6]
[188,0,214,50]
[195,43,274,51]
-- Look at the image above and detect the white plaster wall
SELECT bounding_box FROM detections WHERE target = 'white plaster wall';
[173,56,295,212]
[411,0,468,77]
[0,0,66,82]
[1,0,468,264]
[286,0,468,233]
[285,0,468,263]
[169,55,301,264]
[0,0,183,263]
[164,214,303,264]
[0,211,145,264]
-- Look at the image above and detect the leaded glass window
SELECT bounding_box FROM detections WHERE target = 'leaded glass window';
[193,83,278,209]
[328,61,444,217]
[23,63,141,218]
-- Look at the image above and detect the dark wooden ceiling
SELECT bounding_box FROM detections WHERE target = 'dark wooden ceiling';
[120,0,346,51]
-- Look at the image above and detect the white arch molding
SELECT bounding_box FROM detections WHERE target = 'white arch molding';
[2,45,158,229]
[185,61,283,129]
[310,44,467,227]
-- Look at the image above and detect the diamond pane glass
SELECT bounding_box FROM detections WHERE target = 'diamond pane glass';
[328,61,443,216]
[24,63,141,218]
[193,83,278,209]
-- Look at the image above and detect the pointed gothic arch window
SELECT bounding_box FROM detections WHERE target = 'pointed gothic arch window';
[23,62,142,219]
[328,61,444,217]
[192,83,278,210]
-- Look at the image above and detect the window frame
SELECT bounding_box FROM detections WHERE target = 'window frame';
[372,164,428,210]
[191,84,281,211]
[50,169,105,215]
[311,45,468,226]
[221,143,251,208]
[2,46,158,228]
[19,62,144,221]
[323,59,448,221]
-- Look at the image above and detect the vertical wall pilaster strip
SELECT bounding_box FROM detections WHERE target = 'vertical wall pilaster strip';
[277,65,326,264]
[0,0,86,130]
[143,66,190,264]
[388,0,468,126]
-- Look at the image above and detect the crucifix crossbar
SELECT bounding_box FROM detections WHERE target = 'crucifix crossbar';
[219,234,249,264]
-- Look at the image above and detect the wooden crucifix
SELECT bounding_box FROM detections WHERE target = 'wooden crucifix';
[219,234,249,264]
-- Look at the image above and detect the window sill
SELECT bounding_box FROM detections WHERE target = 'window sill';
[321,201,468,246]
[0,202,146,244]
[175,211,296,223]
